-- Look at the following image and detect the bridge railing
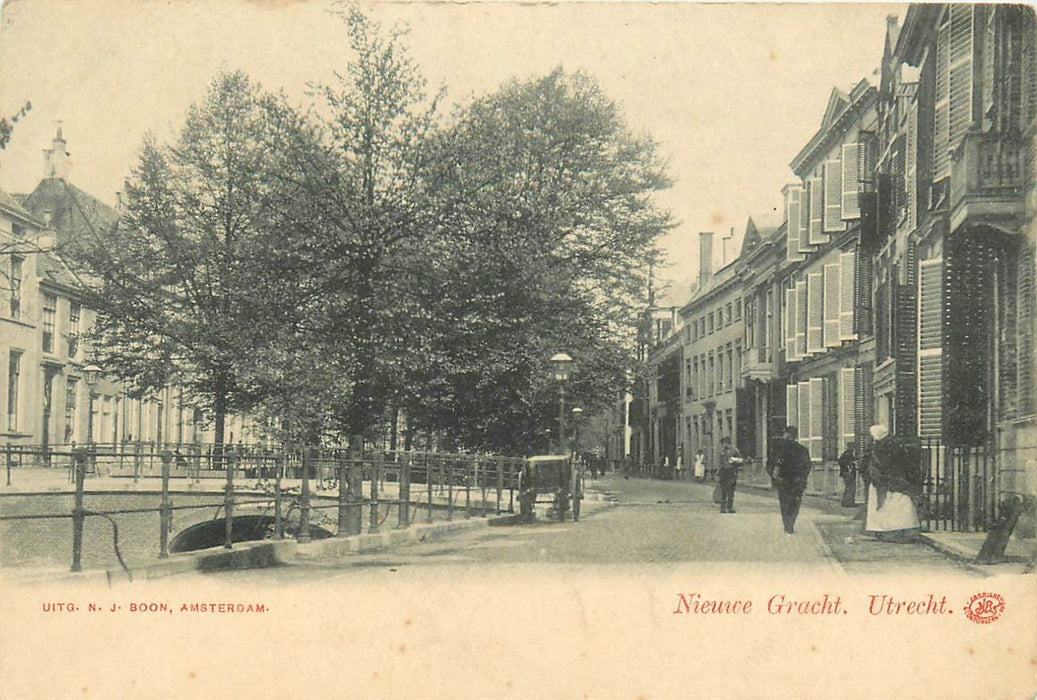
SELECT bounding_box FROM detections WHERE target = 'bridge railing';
[1,443,524,576]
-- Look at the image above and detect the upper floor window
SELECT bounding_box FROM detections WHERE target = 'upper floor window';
[725,303,733,326]
[708,313,714,334]
[9,256,23,320]
[42,293,57,353]
[734,298,742,321]
[68,302,81,358]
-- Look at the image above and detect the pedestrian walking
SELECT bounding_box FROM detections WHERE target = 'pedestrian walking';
[693,448,706,482]
[863,424,921,543]
[769,426,811,534]
[838,442,857,507]
[716,437,743,513]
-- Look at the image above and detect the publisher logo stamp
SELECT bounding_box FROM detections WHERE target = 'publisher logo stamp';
[963,592,1005,624]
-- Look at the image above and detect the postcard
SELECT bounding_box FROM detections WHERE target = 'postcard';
[1,2,1035,698]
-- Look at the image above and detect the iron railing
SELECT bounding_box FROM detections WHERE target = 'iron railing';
[1,443,524,575]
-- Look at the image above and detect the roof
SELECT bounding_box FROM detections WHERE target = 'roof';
[789,77,878,176]
[0,190,43,227]
[21,178,120,246]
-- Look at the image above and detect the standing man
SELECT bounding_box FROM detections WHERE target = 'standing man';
[838,442,857,508]
[770,426,812,534]
[717,437,743,513]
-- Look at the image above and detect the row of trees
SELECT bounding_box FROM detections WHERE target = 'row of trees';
[72,6,673,455]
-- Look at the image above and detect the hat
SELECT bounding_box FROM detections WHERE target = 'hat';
[869,424,889,441]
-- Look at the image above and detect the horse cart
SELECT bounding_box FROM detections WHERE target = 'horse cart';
[518,455,584,522]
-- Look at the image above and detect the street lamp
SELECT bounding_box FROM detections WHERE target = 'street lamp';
[83,364,102,447]
[550,353,572,455]
[72,362,101,573]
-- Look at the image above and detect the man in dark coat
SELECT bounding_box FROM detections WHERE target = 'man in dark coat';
[768,426,812,534]
[838,442,857,507]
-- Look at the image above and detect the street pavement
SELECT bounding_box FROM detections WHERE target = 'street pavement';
[197,473,984,584]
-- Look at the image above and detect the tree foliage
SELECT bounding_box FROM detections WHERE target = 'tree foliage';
[71,8,672,455]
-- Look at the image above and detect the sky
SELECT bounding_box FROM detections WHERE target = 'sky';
[0,0,902,302]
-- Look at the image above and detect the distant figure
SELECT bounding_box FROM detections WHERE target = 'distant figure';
[838,442,857,508]
[769,426,812,534]
[716,437,743,513]
[674,452,683,481]
[863,424,921,543]
[693,449,706,482]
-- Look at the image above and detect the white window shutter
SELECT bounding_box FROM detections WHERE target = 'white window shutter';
[906,104,918,231]
[948,5,974,150]
[796,281,808,358]
[824,263,841,347]
[785,287,798,360]
[841,143,861,219]
[917,258,943,438]
[807,272,824,354]
[839,251,857,340]
[809,177,826,244]
[823,158,846,232]
[839,367,856,442]
[808,377,825,462]
[786,187,804,262]
[798,380,811,449]
[933,15,951,180]
[786,383,799,433]
[798,183,812,253]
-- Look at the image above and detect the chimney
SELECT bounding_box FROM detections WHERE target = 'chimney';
[698,232,714,290]
[43,122,70,180]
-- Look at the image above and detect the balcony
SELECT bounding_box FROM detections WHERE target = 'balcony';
[741,346,774,383]
[949,131,1026,234]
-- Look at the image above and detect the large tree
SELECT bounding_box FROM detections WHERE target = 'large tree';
[407,69,673,453]
[73,71,297,449]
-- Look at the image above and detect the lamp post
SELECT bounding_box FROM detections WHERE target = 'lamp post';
[550,353,572,456]
[72,363,101,572]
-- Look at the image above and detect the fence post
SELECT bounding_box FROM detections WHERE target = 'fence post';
[425,454,433,523]
[348,452,363,535]
[447,460,455,522]
[274,455,284,539]
[397,453,411,529]
[70,449,87,572]
[496,458,504,515]
[369,452,381,534]
[337,452,349,537]
[223,443,234,549]
[463,461,470,519]
[159,449,172,558]
[297,447,312,544]
[5,443,11,487]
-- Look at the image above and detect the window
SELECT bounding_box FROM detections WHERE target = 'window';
[734,298,742,321]
[64,378,78,443]
[734,341,742,380]
[725,303,732,326]
[9,256,23,320]
[68,302,81,358]
[42,293,56,353]
[7,351,21,431]
[708,313,714,333]
[708,352,715,395]
[725,344,733,390]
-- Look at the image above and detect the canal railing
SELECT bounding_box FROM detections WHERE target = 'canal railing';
[1,443,524,575]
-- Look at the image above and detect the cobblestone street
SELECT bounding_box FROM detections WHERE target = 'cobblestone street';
[198,474,981,584]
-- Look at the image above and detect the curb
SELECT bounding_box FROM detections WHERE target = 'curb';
[5,513,519,585]
[917,534,993,577]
